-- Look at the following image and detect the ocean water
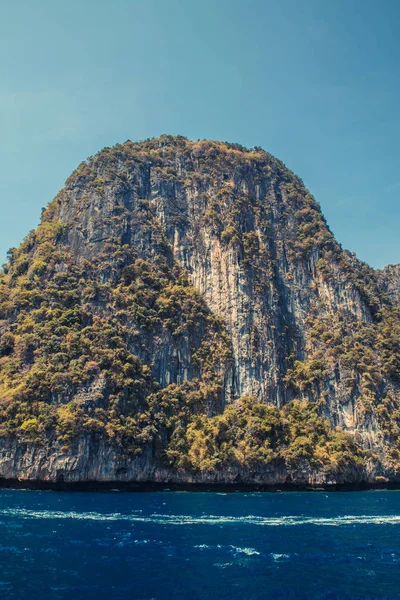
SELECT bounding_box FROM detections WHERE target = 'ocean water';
[0,490,400,599]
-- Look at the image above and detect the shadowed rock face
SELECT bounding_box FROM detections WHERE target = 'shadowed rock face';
[0,135,399,486]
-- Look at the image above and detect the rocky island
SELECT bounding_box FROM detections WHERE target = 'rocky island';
[0,135,399,489]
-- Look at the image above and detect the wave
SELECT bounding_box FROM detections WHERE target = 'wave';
[271,553,291,561]
[195,544,260,555]
[2,509,400,527]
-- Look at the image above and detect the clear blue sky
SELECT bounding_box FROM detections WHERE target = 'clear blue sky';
[1,0,399,268]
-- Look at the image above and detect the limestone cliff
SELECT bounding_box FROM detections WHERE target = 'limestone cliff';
[378,264,400,303]
[0,136,398,487]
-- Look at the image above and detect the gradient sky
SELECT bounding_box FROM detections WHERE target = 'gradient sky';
[1,0,399,268]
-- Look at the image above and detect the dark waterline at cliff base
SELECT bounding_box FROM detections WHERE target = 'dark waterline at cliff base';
[1,489,400,599]
[1,477,400,493]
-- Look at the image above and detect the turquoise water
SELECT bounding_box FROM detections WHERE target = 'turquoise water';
[1,490,400,599]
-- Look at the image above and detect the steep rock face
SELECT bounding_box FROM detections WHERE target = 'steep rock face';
[0,136,399,486]
[378,264,400,303]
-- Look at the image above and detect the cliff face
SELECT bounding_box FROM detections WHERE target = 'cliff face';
[378,264,400,304]
[0,135,399,486]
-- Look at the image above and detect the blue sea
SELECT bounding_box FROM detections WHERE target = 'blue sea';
[1,489,400,599]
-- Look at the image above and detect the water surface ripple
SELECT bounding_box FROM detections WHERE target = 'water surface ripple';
[0,489,399,599]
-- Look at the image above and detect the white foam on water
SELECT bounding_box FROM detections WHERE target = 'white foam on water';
[231,546,260,556]
[213,562,234,569]
[195,544,260,555]
[2,508,400,527]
